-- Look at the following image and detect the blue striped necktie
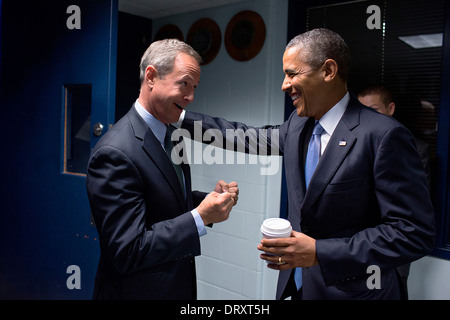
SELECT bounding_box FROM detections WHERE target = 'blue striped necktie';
[295,120,324,290]
[305,121,324,188]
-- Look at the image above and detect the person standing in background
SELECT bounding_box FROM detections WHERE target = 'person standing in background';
[358,84,431,189]
[358,84,433,299]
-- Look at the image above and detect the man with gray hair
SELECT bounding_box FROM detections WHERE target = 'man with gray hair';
[86,39,238,299]
[179,28,435,299]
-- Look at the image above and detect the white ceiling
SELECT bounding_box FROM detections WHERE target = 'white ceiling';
[119,0,247,19]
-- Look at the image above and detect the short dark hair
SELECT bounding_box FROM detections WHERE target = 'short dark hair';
[358,84,394,107]
[286,28,351,81]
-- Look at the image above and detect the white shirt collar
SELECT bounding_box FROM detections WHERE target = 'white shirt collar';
[319,92,350,137]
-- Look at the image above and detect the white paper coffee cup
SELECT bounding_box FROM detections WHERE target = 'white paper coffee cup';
[260,218,292,263]
[261,218,292,239]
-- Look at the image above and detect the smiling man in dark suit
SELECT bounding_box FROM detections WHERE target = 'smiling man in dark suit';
[86,39,238,300]
[178,29,435,299]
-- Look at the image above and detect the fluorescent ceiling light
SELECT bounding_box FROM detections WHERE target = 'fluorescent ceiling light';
[398,33,443,49]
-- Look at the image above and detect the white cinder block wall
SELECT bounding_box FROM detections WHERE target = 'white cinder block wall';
[152,0,289,299]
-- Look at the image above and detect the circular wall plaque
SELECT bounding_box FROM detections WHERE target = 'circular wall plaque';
[154,24,184,42]
[187,18,221,65]
[225,10,266,61]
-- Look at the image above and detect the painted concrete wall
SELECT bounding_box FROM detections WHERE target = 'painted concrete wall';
[153,0,289,299]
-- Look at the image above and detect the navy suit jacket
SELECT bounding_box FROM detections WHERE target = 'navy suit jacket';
[182,95,435,299]
[86,105,206,299]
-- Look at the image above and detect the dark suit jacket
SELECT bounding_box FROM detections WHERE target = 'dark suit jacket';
[182,95,435,300]
[86,105,207,300]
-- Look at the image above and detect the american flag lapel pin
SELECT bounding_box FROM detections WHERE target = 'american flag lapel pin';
[339,140,347,146]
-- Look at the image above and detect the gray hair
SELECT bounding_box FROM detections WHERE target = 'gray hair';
[286,28,351,81]
[139,39,202,82]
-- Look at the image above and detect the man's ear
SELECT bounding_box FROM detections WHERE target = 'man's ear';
[387,102,396,116]
[145,65,158,88]
[322,59,339,82]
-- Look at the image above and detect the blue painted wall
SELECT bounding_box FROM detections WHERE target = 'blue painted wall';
[0,0,117,299]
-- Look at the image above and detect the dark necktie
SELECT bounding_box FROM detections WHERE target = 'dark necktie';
[164,126,185,196]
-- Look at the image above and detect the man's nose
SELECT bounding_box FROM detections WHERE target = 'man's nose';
[281,76,291,92]
[184,91,194,104]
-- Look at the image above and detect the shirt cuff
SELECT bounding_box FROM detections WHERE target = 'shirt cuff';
[175,109,186,128]
[191,208,207,237]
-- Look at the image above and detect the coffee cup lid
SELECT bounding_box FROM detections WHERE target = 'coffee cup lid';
[261,218,292,236]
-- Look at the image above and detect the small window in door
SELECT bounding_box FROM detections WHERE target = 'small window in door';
[63,84,92,176]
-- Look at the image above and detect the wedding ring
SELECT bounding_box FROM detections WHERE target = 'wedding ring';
[278,256,282,265]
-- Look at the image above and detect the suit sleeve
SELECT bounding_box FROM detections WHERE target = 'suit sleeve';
[192,190,207,208]
[315,125,435,285]
[86,145,201,275]
[182,110,288,155]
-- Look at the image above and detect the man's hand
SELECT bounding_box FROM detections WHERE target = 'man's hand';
[196,180,239,225]
[257,231,318,270]
[214,180,239,205]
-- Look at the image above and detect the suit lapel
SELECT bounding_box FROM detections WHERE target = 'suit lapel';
[128,106,186,209]
[143,130,186,206]
[301,98,360,214]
